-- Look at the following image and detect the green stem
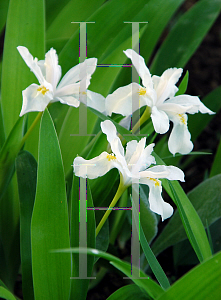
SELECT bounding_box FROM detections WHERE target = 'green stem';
[96,178,127,237]
[20,111,43,149]
[131,106,151,134]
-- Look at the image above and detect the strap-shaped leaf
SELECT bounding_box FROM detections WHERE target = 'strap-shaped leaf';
[70,175,96,300]
[1,0,45,158]
[31,109,71,300]
[54,247,165,299]
[151,0,221,74]
[156,251,221,300]
[16,150,37,300]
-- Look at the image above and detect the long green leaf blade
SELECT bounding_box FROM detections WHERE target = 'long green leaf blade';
[16,151,37,300]
[106,284,149,300]
[54,247,165,299]
[156,251,221,300]
[70,175,96,300]
[31,109,71,300]
[151,0,221,74]
[0,116,26,200]
[1,0,45,158]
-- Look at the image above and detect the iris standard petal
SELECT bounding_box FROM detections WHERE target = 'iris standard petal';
[84,90,106,114]
[105,83,141,116]
[123,49,153,89]
[152,68,182,105]
[19,84,53,116]
[17,46,45,84]
[58,58,97,89]
[151,106,170,134]
[45,48,62,90]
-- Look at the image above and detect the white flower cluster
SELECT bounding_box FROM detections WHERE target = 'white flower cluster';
[18,46,214,220]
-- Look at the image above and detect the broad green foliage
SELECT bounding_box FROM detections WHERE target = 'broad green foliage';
[31,110,71,300]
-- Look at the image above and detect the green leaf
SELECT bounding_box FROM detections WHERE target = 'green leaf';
[140,186,158,244]
[0,182,20,290]
[46,0,106,44]
[0,100,6,149]
[69,175,96,300]
[54,247,165,299]
[0,286,17,300]
[156,251,221,300]
[58,105,97,175]
[175,71,189,96]
[140,0,185,63]
[31,109,71,300]
[16,150,37,300]
[106,284,150,300]
[131,190,170,290]
[1,0,45,159]
[152,174,221,257]
[151,0,221,74]
[0,0,9,35]
[210,138,221,177]
[0,115,26,200]
[167,181,206,262]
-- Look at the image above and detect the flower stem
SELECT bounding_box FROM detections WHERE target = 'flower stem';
[96,179,127,237]
[131,106,151,134]
[20,111,43,149]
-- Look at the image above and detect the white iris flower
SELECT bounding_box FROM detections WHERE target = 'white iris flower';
[106,49,215,155]
[73,120,185,220]
[17,46,104,116]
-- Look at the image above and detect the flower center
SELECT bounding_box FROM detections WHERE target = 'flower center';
[139,87,146,96]
[106,154,117,161]
[37,86,49,95]
[148,177,160,187]
[178,113,186,125]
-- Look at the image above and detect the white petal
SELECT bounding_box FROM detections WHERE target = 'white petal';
[19,84,53,116]
[140,165,184,182]
[58,58,97,89]
[166,95,215,114]
[123,49,153,89]
[17,46,45,84]
[152,68,182,105]
[158,102,193,114]
[55,95,80,108]
[45,48,61,90]
[125,140,138,163]
[140,178,173,221]
[168,114,193,155]
[151,106,170,134]
[126,141,155,174]
[100,120,118,144]
[119,116,132,130]
[55,83,80,97]
[73,152,114,179]
[105,83,141,116]
[134,143,156,172]
[85,90,106,114]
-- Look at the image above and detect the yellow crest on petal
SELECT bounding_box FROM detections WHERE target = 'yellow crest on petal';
[37,86,49,95]
[178,113,186,125]
[148,177,160,187]
[106,154,116,161]
[139,87,146,96]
